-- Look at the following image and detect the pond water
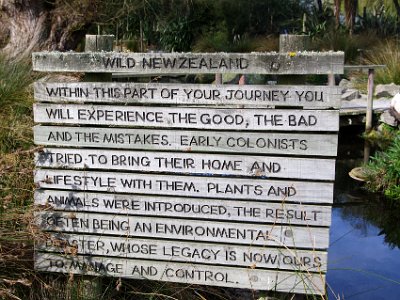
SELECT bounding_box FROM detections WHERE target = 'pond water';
[327,128,400,299]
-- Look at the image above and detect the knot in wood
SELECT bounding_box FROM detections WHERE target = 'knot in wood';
[249,275,259,282]
[270,61,280,71]
[284,229,293,238]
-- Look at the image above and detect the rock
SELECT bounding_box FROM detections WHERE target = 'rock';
[391,93,400,113]
[349,167,368,182]
[359,93,368,101]
[338,78,352,93]
[380,110,398,126]
[375,83,400,98]
[341,88,360,100]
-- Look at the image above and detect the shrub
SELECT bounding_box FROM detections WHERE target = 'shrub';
[313,29,380,63]
[364,132,400,201]
[0,56,35,107]
[193,28,277,53]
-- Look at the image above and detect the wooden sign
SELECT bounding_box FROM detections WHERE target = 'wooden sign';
[34,104,339,131]
[35,253,325,294]
[34,126,338,156]
[32,52,344,74]
[35,190,332,226]
[36,211,329,248]
[32,48,341,295]
[37,233,328,272]
[35,148,336,180]
[34,169,334,204]
[34,82,341,108]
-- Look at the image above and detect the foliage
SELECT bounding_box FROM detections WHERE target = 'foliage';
[313,29,380,63]
[357,5,399,36]
[193,27,263,52]
[0,56,36,108]
[93,0,314,52]
[364,123,398,148]
[158,17,193,52]
[303,2,336,37]
[367,40,400,84]
[364,132,400,200]
[0,56,36,299]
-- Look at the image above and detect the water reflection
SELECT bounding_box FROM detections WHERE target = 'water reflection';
[328,129,400,299]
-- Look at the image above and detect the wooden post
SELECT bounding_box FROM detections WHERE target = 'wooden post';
[366,68,375,132]
[215,73,222,84]
[278,34,310,84]
[67,34,114,300]
[328,73,335,86]
[84,35,114,82]
[279,34,310,52]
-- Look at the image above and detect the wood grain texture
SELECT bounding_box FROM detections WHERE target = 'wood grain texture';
[32,51,344,74]
[33,104,339,132]
[35,211,329,248]
[35,253,326,294]
[35,148,336,180]
[34,169,334,203]
[34,82,341,108]
[35,190,332,226]
[34,126,339,156]
[37,232,328,272]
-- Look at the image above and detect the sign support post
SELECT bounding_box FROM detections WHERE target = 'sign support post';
[70,34,113,299]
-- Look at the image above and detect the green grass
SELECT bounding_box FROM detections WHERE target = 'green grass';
[313,29,380,64]
[367,40,400,84]
[364,131,400,200]
[0,56,38,300]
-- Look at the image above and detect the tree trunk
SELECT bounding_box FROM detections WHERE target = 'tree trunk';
[394,0,400,17]
[344,0,358,34]
[316,0,323,14]
[334,0,342,29]
[0,0,92,60]
[0,0,49,60]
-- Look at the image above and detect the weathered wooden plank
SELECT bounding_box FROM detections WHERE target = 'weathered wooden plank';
[34,104,339,132]
[35,253,325,294]
[35,190,332,226]
[34,82,341,108]
[34,126,339,156]
[34,169,334,203]
[38,233,328,272]
[32,51,344,75]
[35,148,336,180]
[35,211,329,248]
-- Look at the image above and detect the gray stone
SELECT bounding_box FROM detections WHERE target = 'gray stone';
[338,78,352,93]
[341,88,360,100]
[379,110,398,126]
[375,83,400,98]
[391,93,400,113]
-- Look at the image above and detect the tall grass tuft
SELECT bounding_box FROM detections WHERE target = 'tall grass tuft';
[313,29,380,64]
[367,40,400,84]
[0,56,38,299]
[0,56,35,107]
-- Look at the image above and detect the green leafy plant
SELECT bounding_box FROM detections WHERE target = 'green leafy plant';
[364,132,400,200]
[158,17,193,52]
